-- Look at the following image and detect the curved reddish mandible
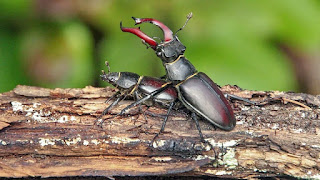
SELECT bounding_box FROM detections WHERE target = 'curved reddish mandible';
[120,22,158,49]
[132,17,174,42]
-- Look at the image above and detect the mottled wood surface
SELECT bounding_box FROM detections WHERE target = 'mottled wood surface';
[0,85,319,179]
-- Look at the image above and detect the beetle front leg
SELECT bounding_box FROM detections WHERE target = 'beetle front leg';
[95,92,128,127]
[105,90,121,103]
[115,83,172,117]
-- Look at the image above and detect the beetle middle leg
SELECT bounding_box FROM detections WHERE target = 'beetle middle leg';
[115,82,173,117]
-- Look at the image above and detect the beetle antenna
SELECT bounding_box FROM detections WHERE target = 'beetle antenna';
[105,61,111,74]
[175,12,193,35]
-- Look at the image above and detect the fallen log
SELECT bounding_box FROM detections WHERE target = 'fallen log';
[0,85,319,179]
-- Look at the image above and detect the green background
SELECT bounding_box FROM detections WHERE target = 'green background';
[1,0,320,94]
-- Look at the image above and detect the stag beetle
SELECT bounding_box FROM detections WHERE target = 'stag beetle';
[98,62,212,141]
[120,13,240,137]
[98,61,178,114]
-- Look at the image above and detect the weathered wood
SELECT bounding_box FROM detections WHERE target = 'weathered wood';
[0,85,319,179]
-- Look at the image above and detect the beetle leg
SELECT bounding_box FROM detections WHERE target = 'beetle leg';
[224,93,256,105]
[116,83,172,116]
[133,91,149,124]
[191,112,205,142]
[95,91,129,127]
[191,112,217,158]
[105,90,121,103]
[139,105,150,124]
[150,99,177,146]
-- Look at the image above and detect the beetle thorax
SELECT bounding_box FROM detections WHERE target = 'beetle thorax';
[164,56,197,81]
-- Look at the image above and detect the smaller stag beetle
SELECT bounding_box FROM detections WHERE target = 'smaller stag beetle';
[97,61,178,118]
[97,62,188,141]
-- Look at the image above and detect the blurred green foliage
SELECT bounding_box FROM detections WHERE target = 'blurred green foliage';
[1,0,320,93]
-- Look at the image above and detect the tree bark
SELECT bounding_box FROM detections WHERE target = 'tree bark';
[0,85,319,179]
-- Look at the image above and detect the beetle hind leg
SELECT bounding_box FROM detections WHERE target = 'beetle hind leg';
[191,112,205,142]
[191,112,218,159]
[224,93,256,105]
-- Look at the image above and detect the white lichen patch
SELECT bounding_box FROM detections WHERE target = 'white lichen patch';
[311,144,320,149]
[292,128,304,133]
[205,138,239,148]
[245,130,258,137]
[222,140,238,147]
[102,139,110,144]
[0,139,7,145]
[271,123,279,130]
[16,139,30,144]
[11,101,23,112]
[152,157,173,162]
[57,115,77,123]
[33,102,41,108]
[240,106,250,111]
[204,169,232,176]
[83,140,89,146]
[219,148,238,169]
[91,139,100,145]
[110,136,140,144]
[303,171,320,179]
[215,170,233,175]
[39,138,59,146]
[152,139,167,148]
[193,155,210,161]
[64,136,82,146]
[236,120,244,125]
[11,101,77,123]
[204,139,238,169]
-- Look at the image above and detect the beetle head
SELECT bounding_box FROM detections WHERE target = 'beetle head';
[155,36,186,63]
[100,61,140,89]
[121,13,191,63]
[101,71,120,87]
[100,61,121,87]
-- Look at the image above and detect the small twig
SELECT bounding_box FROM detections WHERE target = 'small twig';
[281,97,312,110]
